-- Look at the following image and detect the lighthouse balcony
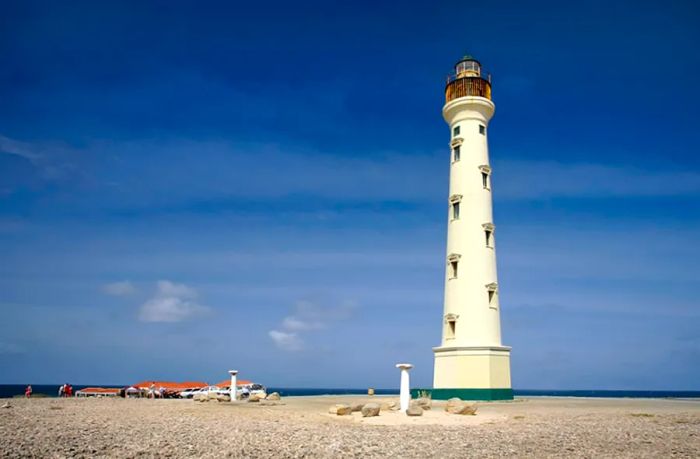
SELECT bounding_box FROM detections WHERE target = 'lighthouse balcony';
[445,75,492,103]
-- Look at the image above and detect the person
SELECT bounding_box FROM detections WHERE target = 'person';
[149,383,156,399]
[58,385,64,397]
[25,385,32,398]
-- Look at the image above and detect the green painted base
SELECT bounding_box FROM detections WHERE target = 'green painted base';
[411,388,513,401]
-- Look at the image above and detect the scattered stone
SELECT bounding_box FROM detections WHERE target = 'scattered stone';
[414,397,432,410]
[406,405,423,416]
[380,400,398,411]
[361,403,380,417]
[1,402,11,409]
[444,398,477,415]
[328,404,352,415]
[193,394,208,402]
[216,394,231,402]
[248,396,260,403]
[266,392,281,401]
[350,403,364,412]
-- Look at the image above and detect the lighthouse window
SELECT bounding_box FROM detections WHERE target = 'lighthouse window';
[485,229,493,247]
[453,145,461,162]
[482,172,490,189]
[446,319,456,339]
[453,125,460,137]
[488,289,496,305]
[449,260,458,279]
[479,124,486,135]
[452,202,460,220]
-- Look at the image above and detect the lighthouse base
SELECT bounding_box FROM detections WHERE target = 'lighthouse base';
[426,345,512,400]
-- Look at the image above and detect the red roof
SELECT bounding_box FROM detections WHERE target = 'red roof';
[215,379,253,388]
[133,381,208,390]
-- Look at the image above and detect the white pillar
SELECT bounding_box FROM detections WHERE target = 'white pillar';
[396,363,413,411]
[228,370,238,402]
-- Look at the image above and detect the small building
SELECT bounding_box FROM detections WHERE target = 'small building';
[75,387,121,397]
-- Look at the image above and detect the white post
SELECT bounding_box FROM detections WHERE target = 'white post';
[228,370,238,402]
[396,363,413,412]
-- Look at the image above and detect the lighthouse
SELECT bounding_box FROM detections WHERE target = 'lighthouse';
[430,55,513,401]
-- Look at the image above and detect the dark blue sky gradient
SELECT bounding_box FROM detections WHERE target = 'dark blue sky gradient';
[1,0,699,389]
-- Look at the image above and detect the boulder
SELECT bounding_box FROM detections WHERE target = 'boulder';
[380,400,398,411]
[414,397,432,410]
[350,403,364,412]
[266,392,281,401]
[249,393,266,402]
[406,405,423,417]
[193,393,208,402]
[445,397,462,411]
[445,400,477,415]
[216,394,231,402]
[328,404,352,415]
[361,403,381,417]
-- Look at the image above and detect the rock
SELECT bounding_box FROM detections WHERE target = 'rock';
[193,394,208,402]
[249,393,267,402]
[361,403,380,417]
[445,397,462,411]
[445,399,477,415]
[414,397,432,410]
[380,400,398,411]
[406,405,423,416]
[328,404,352,415]
[266,392,281,401]
[350,403,364,412]
[216,394,231,402]
[207,391,219,400]
[1,402,10,409]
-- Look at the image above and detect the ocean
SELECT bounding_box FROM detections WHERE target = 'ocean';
[2,385,699,399]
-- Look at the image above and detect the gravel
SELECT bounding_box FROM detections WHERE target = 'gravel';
[1,397,698,458]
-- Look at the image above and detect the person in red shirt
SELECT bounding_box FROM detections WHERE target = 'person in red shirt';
[24,385,32,398]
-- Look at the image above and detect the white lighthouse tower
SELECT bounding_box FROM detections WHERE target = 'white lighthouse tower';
[431,55,513,400]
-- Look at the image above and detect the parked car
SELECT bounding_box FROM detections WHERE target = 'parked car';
[190,386,230,398]
[180,387,206,399]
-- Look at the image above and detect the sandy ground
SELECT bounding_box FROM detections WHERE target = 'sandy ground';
[1,395,699,458]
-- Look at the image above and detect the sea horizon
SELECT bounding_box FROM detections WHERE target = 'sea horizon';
[2,384,699,400]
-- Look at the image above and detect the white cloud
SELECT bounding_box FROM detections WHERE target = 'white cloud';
[268,330,304,351]
[0,134,42,164]
[102,281,136,296]
[156,280,196,298]
[281,316,323,332]
[269,299,357,351]
[138,280,209,323]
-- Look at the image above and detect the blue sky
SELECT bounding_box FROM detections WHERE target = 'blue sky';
[1,0,699,389]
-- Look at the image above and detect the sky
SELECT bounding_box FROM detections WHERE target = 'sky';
[1,0,699,390]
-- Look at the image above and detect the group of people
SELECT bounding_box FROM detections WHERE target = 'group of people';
[58,384,74,397]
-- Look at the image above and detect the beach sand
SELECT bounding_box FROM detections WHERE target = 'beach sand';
[1,396,698,458]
